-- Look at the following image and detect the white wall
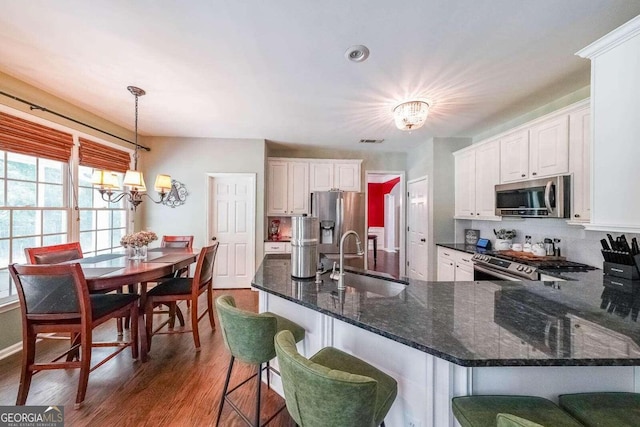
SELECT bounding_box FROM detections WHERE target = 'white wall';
[140,137,266,265]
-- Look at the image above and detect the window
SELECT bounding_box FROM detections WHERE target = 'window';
[0,110,133,306]
[0,151,68,301]
[77,165,127,257]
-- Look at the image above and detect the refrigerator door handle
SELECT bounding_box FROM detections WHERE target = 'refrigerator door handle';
[336,196,342,241]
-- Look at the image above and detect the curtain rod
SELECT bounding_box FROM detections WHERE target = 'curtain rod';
[0,90,151,151]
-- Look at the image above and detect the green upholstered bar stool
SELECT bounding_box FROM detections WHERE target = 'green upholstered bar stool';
[452,396,584,427]
[559,392,640,427]
[274,330,398,427]
[215,295,305,427]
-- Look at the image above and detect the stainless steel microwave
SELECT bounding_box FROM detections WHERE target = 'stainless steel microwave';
[495,175,570,218]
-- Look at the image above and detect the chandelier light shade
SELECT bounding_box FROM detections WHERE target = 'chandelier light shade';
[393,100,430,131]
[91,86,174,210]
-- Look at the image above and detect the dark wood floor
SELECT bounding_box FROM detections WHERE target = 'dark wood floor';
[0,289,296,427]
[368,249,400,278]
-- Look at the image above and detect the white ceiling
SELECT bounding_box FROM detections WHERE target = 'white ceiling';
[0,1,639,152]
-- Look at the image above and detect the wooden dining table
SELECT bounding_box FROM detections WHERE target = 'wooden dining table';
[76,247,198,362]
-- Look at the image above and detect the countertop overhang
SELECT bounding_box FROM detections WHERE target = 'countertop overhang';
[252,254,640,368]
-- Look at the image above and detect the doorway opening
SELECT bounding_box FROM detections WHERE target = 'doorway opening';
[365,171,406,278]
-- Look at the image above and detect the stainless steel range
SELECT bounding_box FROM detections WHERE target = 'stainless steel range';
[472,253,597,281]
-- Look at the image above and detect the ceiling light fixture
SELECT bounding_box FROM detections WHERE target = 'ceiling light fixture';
[91,86,173,210]
[393,100,431,131]
[344,45,370,62]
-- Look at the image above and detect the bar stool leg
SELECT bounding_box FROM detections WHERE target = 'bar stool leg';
[255,362,262,427]
[216,355,235,427]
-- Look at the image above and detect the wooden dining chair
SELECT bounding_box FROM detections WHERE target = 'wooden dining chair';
[25,242,129,336]
[161,235,194,249]
[152,235,196,328]
[24,242,83,264]
[145,242,219,351]
[9,263,139,409]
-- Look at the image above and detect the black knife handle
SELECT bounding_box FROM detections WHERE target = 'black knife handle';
[601,239,611,251]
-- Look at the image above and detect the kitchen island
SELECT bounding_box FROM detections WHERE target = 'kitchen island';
[253,254,640,427]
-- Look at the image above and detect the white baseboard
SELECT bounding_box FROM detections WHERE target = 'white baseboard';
[0,341,22,360]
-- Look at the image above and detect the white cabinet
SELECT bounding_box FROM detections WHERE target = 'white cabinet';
[500,130,529,183]
[264,242,288,253]
[578,17,640,232]
[569,106,591,223]
[437,247,474,281]
[529,115,569,179]
[499,116,569,184]
[267,160,309,215]
[334,161,361,191]
[454,140,501,220]
[569,315,640,358]
[309,160,361,192]
[309,162,334,192]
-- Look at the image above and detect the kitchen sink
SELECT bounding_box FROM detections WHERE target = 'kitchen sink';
[341,271,407,297]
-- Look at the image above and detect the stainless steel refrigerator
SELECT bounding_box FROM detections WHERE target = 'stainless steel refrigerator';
[311,190,366,268]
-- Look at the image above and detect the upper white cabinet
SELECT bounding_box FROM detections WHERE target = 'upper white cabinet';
[268,158,362,216]
[309,162,334,192]
[309,160,361,192]
[500,115,569,184]
[500,130,529,183]
[454,140,501,220]
[577,16,640,233]
[455,100,589,223]
[529,115,569,179]
[267,159,309,215]
[568,106,591,223]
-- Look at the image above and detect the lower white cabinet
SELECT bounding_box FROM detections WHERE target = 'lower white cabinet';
[264,242,291,254]
[437,247,474,281]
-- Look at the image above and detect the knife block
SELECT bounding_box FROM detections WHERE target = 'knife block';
[603,262,640,280]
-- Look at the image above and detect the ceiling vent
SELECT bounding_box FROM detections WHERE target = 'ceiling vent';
[359,139,384,144]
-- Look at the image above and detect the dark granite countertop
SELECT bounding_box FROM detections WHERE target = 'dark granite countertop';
[437,243,478,254]
[252,254,640,368]
[264,239,291,243]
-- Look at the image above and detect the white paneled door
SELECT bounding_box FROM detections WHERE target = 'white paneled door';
[407,177,428,280]
[207,174,256,288]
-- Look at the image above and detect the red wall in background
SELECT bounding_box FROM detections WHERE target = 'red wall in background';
[368,177,400,227]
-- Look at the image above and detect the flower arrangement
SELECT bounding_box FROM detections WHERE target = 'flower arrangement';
[120,230,158,247]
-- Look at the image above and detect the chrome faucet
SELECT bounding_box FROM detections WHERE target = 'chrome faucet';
[337,230,365,290]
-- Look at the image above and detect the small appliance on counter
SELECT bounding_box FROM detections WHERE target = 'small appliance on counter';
[600,233,640,292]
[290,216,319,279]
[269,219,281,240]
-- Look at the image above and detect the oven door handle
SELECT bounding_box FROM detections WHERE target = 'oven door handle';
[473,264,522,281]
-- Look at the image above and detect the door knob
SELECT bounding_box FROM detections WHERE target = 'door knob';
[420,238,426,242]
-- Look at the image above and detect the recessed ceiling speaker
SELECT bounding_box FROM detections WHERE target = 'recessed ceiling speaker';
[345,45,370,62]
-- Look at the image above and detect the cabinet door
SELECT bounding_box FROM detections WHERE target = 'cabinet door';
[335,162,361,191]
[309,162,334,192]
[455,263,474,281]
[500,130,529,183]
[267,161,289,215]
[569,107,591,222]
[454,150,476,217]
[436,248,456,281]
[288,161,309,214]
[529,115,569,178]
[474,140,500,218]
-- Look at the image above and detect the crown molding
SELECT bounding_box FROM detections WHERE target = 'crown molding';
[576,14,640,59]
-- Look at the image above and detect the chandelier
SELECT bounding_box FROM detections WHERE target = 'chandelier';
[91,86,173,210]
[393,100,430,131]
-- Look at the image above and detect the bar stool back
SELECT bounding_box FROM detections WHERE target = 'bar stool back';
[274,329,398,427]
[215,295,305,427]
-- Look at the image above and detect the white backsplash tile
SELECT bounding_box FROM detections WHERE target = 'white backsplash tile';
[456,218,640,268]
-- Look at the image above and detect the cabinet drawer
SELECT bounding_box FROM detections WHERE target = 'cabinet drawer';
[456,254,474,268]
[264,242,287,253]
